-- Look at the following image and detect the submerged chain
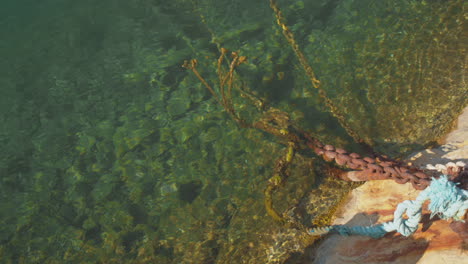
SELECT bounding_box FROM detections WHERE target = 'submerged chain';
[269,0,364,145]
[304,137,432,190]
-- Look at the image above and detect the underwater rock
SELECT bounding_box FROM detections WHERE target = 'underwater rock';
[166,97,191,117]
[199,125,222,143]
[178,180,203,203]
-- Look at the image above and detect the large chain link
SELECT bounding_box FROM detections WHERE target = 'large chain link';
[302,136,433,190]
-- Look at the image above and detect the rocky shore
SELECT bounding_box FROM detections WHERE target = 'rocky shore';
[310,107,468,264]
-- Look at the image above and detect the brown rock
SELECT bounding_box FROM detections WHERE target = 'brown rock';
[311,180,467,264]
[309,106,468,264]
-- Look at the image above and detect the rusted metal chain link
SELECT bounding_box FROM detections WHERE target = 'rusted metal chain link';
[302,136,432,190]
[269,0,365,145]
[185,48,433,191]
[250,108,434,191]
[264,142,297,225]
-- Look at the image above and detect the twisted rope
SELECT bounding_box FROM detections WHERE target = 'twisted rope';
[309,175,468,238]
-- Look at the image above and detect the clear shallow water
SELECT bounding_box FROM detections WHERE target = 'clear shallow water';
[0,0,465,263]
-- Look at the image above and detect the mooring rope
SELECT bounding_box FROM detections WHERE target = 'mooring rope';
[309,175,468,238]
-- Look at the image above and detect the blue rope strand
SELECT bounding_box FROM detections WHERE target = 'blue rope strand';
[309,175,468,238]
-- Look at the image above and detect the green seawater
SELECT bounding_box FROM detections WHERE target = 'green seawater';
[0,0,466,263]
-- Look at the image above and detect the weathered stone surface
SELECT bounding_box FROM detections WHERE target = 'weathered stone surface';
[408,106,468,166]
[312,180,467,264]
[311,107,468,264]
